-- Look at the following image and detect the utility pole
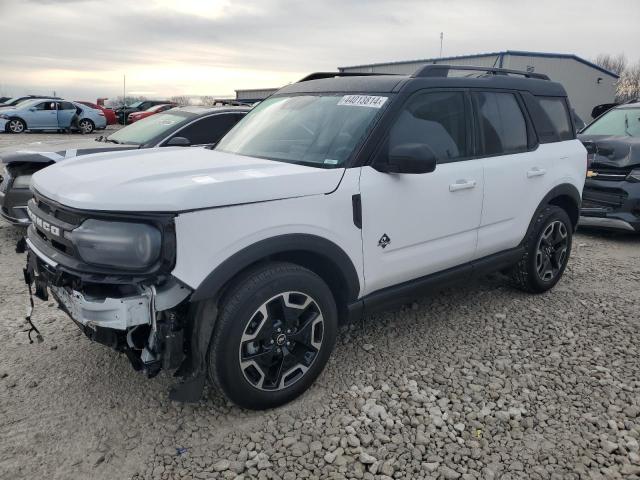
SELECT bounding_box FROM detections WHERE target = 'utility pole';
[439,32,444,58]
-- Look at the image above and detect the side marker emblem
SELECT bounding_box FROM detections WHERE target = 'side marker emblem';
[378,234,391,249]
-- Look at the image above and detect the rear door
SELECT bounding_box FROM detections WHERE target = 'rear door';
[56,101,76,129]
[474,91,563,257]
[360,89,484,295]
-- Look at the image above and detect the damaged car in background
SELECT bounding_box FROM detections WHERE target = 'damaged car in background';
[0,106,247,225]
[579,102,640,232]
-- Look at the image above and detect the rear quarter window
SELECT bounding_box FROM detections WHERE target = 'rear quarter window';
[472,91,529,156]
[537,97,574,141]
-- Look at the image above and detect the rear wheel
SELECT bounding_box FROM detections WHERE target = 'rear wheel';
[207,262,337,409]
[78,119,94,134]
[7,118,26,133]
[510,205,572,293]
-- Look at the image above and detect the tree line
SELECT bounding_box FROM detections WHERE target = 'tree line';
[594,53,640,103]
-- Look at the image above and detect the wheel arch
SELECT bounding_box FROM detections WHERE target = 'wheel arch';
[525,183,581,240]
[6,116,27,131]
[190,233,361,323]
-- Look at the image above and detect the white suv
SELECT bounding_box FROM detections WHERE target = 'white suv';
[24,66,586,409]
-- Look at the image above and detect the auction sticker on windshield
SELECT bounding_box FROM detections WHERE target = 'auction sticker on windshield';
[338,95,387,108]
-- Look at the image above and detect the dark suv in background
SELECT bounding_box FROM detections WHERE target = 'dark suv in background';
[579,102,640,232]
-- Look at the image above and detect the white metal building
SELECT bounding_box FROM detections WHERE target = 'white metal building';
[339,50,619,122]
[235,88,279,103]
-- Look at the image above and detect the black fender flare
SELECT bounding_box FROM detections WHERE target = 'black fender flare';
[190,233,361,303]
[170,234,361,402]
[523,183,582,240]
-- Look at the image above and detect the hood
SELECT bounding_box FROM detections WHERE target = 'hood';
[0,138,137,165]
[579,134,640,170]
[32,148,345,212]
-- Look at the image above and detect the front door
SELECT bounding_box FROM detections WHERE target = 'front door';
[360,90,484,296]
[25,101,58,128]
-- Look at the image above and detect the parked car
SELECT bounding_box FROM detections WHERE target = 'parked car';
[77,101,117,125]
[0,97,10,104]
[578,102,640,232]
[0,95,62,108]
[0,99,106,134]
[115,100,174,124]
[0,106,247,225]
[128,103,175,123]
[22,66,586,409]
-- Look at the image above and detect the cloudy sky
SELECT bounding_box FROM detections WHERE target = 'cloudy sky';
[1,0,638,101]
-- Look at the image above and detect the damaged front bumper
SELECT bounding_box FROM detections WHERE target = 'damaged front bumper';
[580,178,640,232]
[24,238,193,377]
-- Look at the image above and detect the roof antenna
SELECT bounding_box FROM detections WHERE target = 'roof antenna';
[439,32,444,58]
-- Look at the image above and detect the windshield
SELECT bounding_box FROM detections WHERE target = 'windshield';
[216,94,388,167]
[106,112,192,145]
[582,108,640,137]
[127,101,143,108]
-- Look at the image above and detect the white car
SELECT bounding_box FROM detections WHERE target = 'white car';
[24,66,586,409]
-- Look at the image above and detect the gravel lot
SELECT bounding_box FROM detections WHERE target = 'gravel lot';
[0,126,121,156]
[0,133,639,479]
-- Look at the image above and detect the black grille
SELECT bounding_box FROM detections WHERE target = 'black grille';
[590,167,631,181]
[582,187,627,209]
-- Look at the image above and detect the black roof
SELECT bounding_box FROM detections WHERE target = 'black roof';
[276,66,567,98]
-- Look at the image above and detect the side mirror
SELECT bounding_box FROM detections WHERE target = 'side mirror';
[29,107,36,112]
[377,143,438,174]
[165,136,191,147]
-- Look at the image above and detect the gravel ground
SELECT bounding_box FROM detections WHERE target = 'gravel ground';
[0,197,639,478]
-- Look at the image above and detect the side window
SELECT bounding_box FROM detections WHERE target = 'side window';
[177,114,245,145]
[389,91,468,162]
[59,102,75,110]
[32,102,47,111]
[537,97,574,140]
[473,91,528,156]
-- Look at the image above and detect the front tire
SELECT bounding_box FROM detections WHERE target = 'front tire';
[207,262,338,410]
[510,205,573,293]
[6,118,26,133]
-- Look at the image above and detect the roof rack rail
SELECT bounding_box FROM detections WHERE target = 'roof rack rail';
[412,64,550,81]
[297,72,399,83]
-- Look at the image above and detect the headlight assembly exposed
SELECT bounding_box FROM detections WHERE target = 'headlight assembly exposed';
[69,219,162,269]
[12,174,32,189]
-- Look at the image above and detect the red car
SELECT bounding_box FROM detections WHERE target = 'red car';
[128,103,176,123]
[76,101,117,125]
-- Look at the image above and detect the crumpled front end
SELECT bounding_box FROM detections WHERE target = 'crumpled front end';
[23,192,195,379]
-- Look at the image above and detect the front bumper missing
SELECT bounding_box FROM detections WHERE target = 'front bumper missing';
[49,284,153,331]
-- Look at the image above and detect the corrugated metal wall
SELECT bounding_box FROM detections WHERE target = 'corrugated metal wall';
[235,88,278,101]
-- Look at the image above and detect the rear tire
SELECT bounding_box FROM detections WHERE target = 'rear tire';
[207,262,338,410]
[78,119,94,134]
[6,118,26,134]
[510,205,573,293]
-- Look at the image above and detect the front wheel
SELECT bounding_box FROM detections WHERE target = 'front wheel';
[207,262,338,409]
[6,118,26,133]
[510,205,573,293]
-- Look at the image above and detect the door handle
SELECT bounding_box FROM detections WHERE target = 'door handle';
[449,179,477,192]
[527,167,547,178]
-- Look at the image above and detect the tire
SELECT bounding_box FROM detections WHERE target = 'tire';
[6,118,26,134]
[510,205,573,293]
[207,262,338,410]
[78,119,94,134]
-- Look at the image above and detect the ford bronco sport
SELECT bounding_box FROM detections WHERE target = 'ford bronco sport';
[23,66,586,409]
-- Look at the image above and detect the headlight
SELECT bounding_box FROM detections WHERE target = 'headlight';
[68,219,162,269]
[12,175,32,188]
[627,169,640,182]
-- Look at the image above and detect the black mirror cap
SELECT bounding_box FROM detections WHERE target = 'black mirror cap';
[166,136,191,147]
[377,143,438,174]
